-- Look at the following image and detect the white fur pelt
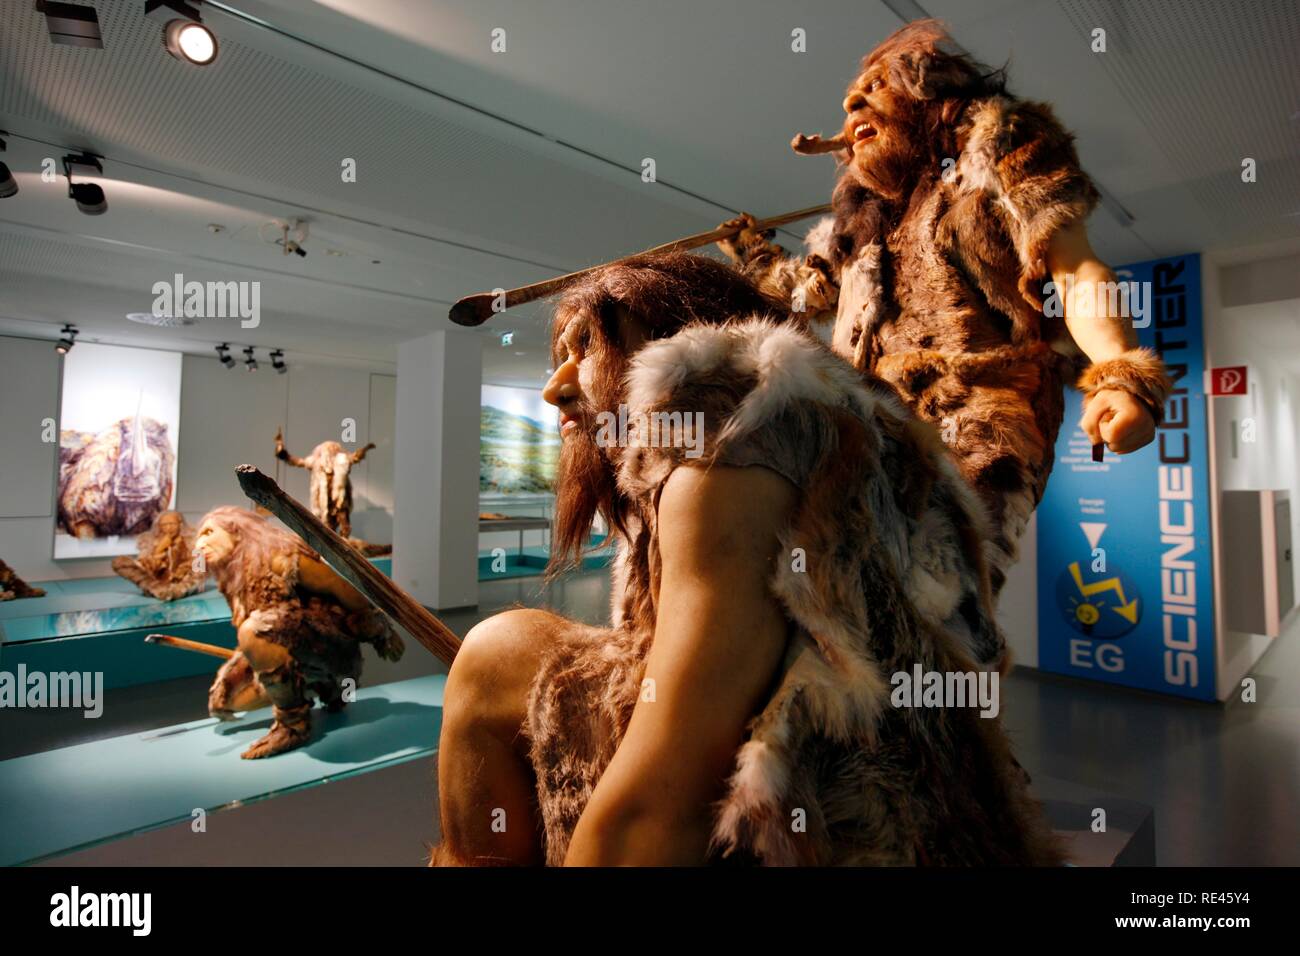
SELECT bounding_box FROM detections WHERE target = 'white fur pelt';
[525,318,1062,866]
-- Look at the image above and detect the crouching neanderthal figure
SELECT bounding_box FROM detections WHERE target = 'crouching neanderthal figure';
[195,506,404,759]
[718,20,1171,610]
[431,254,1064,866]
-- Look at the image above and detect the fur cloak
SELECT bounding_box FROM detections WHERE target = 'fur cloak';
[525,315,1063,866]
[728,95,1175,605]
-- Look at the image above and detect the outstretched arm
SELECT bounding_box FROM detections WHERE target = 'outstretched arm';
[274,428,309,468]
[563,463,797,865]
[716,213,838,321]
[349,441,377,465]
[1048,221,1167,454]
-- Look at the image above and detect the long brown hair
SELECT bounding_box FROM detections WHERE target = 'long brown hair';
[545,253,787,579]
[199,506,314,625]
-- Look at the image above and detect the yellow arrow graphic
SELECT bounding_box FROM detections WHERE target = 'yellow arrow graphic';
[1069,562,1139,623]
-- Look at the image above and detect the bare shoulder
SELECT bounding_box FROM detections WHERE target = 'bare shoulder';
[657,463,798,584]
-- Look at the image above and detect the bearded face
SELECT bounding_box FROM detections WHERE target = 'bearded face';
[839,62,925,201]
[544,308,635,577]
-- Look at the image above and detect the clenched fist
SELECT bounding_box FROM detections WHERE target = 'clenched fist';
[1080,389,1156,455]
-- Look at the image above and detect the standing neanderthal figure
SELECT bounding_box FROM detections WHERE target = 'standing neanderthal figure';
[274,428,375,539]
[718,20,1171,649]
[431,254,1063,866]
[111,510,205,602]
[194,506,404,759]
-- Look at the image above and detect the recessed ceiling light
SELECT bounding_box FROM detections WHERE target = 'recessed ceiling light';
[127,311,194,327]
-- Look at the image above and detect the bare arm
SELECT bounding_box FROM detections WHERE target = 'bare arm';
[296,554,368,611]
[1047,221,1158,454]
[1047,220,1139,363]
[563,464,797,865]
[274,428,309,468]
[349,441,377,465]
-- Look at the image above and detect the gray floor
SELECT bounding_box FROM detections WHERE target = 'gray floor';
[12,568,1300,866]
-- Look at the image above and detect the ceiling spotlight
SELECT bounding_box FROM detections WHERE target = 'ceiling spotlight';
[55,324,79,354]
[215,342,235,369]
[36,1,104,49]
[243,347,258,372]
[269,349,287,374]
[146,1,218,66]
[0,133,16,199]
[62,152,106,215]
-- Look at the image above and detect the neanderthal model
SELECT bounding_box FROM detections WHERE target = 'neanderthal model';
[274,428,378,542]
[0,560,45,601]
[431,253,1063,866]
[195,506,404,759]
[111,510,204,602]
[718,20,1171,650]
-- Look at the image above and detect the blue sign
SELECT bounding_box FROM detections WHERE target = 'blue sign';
[1036,253,1216,700]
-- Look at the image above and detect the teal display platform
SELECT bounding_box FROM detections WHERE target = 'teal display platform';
[0,674,445,866]
[0,559,393,691]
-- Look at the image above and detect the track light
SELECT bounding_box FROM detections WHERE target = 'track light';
[146,1,218,66]
[62,153,106,215]
[243,347,258,372]
[0,133,16,199]
[269,349,287,374]
[215,342,235,369]
[55,324,79,355]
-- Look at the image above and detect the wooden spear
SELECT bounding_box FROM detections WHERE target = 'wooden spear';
[235,465,462,666]
[144,633,234,659]
[448,202,833,327]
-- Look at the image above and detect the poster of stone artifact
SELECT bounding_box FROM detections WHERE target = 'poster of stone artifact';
[55,343,183,559]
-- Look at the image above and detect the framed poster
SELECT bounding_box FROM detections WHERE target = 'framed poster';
[480,384,559,494]
[1036,253,1216,700]
[54,343,183,559]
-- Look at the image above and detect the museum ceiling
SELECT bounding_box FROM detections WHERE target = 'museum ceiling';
[0,0,1295,383]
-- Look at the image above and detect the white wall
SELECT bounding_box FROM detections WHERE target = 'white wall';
[0,334,396,582]
[1201,251,1300,698]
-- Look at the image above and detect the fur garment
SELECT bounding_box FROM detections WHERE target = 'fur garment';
[1076,347,1172,425]
[0,559,45,601]
[111,511,205,602]
[526,316,1063,866]
[275,436,375,540]
[731,94,1111,601]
